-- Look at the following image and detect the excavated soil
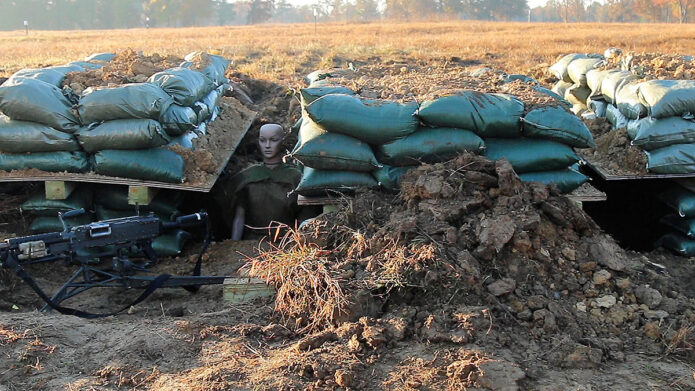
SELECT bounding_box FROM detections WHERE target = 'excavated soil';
[578,126,649,176]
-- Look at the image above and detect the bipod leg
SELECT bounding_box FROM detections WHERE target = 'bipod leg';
[40,266,122,312]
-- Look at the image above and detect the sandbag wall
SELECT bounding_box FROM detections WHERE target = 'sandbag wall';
[291,71,596,196]
[551,53,695,175]
[0,52,230,183]
[20,184,191,257]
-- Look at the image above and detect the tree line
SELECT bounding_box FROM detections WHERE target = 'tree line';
[0,0,693,30]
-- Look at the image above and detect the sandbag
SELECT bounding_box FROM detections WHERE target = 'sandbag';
[373,165,417,192]
[521,106,595,148]
[484,138,579,174]
[600,71,637,104]
[93,148,185,183]
[518,168,588,193]
[160,104,198,136]
[182,52,230,86]
[306,94,419,144]
[85,53,116,62]
[658,186,695,217]
[299,86,355,106]
[21,187,93,216]
[606,104,629,129]
[531,86,570,107]
[589,99,608,117]
[0,115,79,152]
[69,61,103,71]
[0,77,81,133]
[168,131,198,150]
[152,230,192,257]
[291,118,379,172]
[94,205,175,222]
[637,79,695,118]
[29,214,93,234]
[417,91,524,138]
[551,81,573,99]
[586,69,619,96]
[630,117,695,150]
[501,74,537,84]
[656,233,695,256]
[565,85,590,107]
[6,68,67,87]
[567,57,604,86]
[77,83,174,124]
[295,167,378,196]
[615,81,647,120]
[200,87,223,122]
[549,54,591,82]
[660,214,695,238]
[646,143,695,174]
[376,127,485,166]
[305,69,353,85]
[148,67,215,107]
[0,151,89,173]
[95,185,183,218]
[76,119,170,153]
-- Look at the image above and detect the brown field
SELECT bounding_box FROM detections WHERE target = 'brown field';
[3,21,695,82]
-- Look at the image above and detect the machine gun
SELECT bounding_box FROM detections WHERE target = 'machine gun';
[0,209,227,318]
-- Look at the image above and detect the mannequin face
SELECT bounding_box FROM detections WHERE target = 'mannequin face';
[258,124,284,164]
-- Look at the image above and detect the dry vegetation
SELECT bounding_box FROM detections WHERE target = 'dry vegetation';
[3,21,695,83]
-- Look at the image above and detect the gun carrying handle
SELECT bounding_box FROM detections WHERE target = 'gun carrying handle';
[162,212,208,230]
[60,208,85,219]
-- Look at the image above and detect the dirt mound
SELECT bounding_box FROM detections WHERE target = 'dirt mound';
[242,153,694,389]
[578,127,648,176]
[63,48,183,94]
[600,51,695,80]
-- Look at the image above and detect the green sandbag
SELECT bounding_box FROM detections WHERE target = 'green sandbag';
[484,138,580,174]
[549,54,591,82]
[291,117,303,134]
[6,68,67,87]
[376,127,485,166]
[606,105,628,129]
[417,91,524,138]
[0,115,79,152]
[291,118,379,172]
[630,117,695,150]
[160,104,198,136]
[152,230,192,257]
[551,81,573,99]
[148,67,214,107]
[567,57,604,86]
[658,186,695,217]
[518,168,588,193]
[615,82,647,120]
[93,149,184,183]
[95,185,183,219]
[76,119,171,153]
[600,71,637,104]
[586,69,619,96]
[77,83,174,124]
[531,86,570,107]
[69,61,103,71]
[373,165,417,192]
[660,214,695,238]
[296,167,378,196]
[0,77,81,133]
[656,233,695,256]
[182,52,230,86]
[168,131,198,150]
[299,86,355,106]
[646,144,695,174]
[589,99,608,117]
[29,214,93,234]
[306,94,419,145]
[637,80,695,118]
[21,187,93,216]
[521,106,596,148]
[0,151,89,173]
[200,87,223,122]
[85,52,116,62]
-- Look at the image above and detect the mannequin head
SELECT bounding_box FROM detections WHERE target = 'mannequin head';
[258,124,285,167]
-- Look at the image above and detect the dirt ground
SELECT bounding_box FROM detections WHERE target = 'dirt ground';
[2,51,695,391]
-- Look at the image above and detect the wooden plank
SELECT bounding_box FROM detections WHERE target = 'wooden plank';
[128,186,158,206]
[223,277,275,304]
[581,159,695,181]
[0,97,256,193]
[566,183,606,202]
[297,195,352,206]
[45,181,76,200]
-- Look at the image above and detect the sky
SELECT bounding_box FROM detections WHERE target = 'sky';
[285,0,550,9]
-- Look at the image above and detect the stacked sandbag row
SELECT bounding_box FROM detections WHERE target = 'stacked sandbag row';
[291,72,595,195]
[20,184,191,257]
[655,184,695,256]
[552,52,695,175]
[549,53,605,115]
[0,52,230,183]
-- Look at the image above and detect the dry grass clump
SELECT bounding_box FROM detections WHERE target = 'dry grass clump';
[665,325,695,359]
